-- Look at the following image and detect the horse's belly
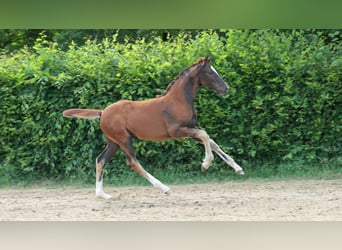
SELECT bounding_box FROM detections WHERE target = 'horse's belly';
[128,120,170,141]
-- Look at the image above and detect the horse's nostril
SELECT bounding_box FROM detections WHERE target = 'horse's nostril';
[220,85,229,95]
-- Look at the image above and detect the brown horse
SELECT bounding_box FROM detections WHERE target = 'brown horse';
[63,57,244,199]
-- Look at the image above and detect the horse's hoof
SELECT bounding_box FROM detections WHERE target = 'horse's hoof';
[162,186,170,194]
[236,169,245,175]
[201,166,208,172]
[96,192,112,200]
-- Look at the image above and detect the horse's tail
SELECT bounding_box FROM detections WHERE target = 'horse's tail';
[63,108,102,120]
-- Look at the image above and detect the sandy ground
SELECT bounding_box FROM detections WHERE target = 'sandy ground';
[0,179,341,221]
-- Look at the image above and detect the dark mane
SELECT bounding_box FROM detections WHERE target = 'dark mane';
[158,57,206,97]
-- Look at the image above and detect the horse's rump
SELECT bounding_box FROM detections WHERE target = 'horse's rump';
[63,108,102,119]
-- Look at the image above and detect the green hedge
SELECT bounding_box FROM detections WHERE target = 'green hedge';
[0,30,341,184]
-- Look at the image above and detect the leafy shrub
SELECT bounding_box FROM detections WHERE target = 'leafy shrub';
[0,30,341,184]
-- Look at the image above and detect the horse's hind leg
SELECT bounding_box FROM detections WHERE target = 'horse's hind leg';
[96,139,119,199]
[121,136,170,194]
[209,139,244,175]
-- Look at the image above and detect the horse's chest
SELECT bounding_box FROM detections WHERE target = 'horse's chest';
[185,108,197,127]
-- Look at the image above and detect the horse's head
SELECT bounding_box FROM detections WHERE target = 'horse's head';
[197,57,229,96]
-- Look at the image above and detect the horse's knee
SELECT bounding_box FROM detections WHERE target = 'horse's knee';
[197,130,210,142]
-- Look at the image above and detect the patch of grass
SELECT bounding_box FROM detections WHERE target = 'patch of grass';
[104,158,342,187]
[1,158,341,189]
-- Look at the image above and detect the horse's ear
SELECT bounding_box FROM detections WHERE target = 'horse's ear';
[196,57,206,64]
[205,56,211,64]
[196,57,211,65]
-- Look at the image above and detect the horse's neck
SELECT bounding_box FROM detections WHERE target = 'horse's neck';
[164,71,199,106]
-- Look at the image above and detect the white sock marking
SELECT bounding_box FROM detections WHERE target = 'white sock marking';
[198,130,214,171]
[147,173,170,193]
[96,179,112,200]
[209,139,244,173]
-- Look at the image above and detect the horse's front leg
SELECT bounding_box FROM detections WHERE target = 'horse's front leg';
[172,127,214,171]
[209,139,245,175]
[198,129,214,171]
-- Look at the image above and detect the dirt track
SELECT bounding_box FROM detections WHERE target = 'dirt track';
[0,179,341,221]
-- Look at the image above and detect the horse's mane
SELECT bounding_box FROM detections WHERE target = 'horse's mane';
[158,57,206,97]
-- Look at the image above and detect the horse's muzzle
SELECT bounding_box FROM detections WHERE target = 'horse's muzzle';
[218,84,229,96]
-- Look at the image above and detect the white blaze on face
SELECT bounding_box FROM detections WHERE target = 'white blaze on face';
[210,66,220,77]
[210,65,229,93]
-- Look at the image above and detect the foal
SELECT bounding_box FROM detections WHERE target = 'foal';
[63,57,244,199]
